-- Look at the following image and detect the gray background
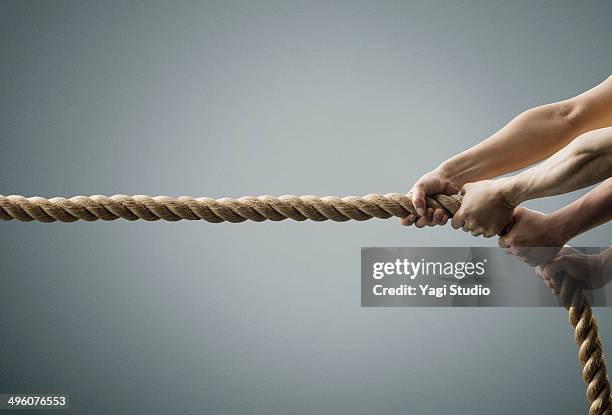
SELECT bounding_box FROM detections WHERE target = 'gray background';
[1,1,610,413]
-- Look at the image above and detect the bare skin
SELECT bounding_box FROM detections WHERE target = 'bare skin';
[453,127,612,236]
[500,180,612,285]
[536,246,612,292]
[401,75,612,229]
[498,178,612,266]
[496,208,565,266]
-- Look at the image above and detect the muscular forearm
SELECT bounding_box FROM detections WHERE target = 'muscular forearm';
[501,128,612,206]
[438,75,612,186]
[545,178,612,244]
[439,102,582,184]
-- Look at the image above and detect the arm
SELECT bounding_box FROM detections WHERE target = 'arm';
[402,75,612,227]
[502,127,612,205]
[441,75,612,184]
[496,178,612,265]
[550,177,612,241]
[453,127,612,237]
[502,177,612,247]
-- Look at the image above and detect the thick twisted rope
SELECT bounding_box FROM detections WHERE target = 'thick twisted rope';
[555,274,612,414]
[0,193,462,223]
[1,192,610,412]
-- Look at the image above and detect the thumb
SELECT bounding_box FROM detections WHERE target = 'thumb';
[411,183,428,217]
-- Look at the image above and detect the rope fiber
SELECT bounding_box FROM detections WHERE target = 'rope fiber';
[557,275,612,414]
[0,193,461,223]
[1,191,610,413]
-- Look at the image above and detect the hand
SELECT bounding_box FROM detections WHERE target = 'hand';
[400,169,461,228]
[498,207,567,266]
[535,246,610,292]
[451,179,515,237]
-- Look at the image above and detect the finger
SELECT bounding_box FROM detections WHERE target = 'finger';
[451,213,465,230]
[534,266,544,279]
[400,214,417,226]
[539,267,553,281]
[411,183,428,217]
[493,225,506,237]
[422,208,436,227]
[471,229,483,237]
[462,223,471,233]
[483,233,495,239]
[498,236,510,249]
[415,215,431,228]
[440,215,449,226]
[430,209,445,226]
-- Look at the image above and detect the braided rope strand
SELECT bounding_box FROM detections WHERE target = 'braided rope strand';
[0,193,462,223]
[556,274,612,415]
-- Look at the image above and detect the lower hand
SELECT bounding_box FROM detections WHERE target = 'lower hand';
[498,207,568,266]
[535,246,609,292]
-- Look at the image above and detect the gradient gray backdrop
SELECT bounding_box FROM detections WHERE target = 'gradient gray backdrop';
[1,1,611,414]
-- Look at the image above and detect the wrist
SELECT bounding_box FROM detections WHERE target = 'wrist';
[437,160,468,187]
[495,176,526,208]
[547,210,573,246]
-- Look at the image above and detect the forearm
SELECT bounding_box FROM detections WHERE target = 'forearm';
[503,128,612,205]
[546,178,612,244]
[439,75,612,186]
[439,102,582,185]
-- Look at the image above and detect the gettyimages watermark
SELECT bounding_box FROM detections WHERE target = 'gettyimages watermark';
[361,247,612,307]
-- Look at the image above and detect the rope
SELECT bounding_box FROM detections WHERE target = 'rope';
[0,193,461,223]
[1,191,610,412]
[556,274,612,414]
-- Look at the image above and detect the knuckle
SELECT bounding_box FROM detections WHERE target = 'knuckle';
[414,182,427,193]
